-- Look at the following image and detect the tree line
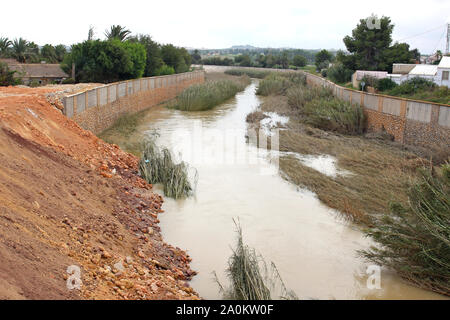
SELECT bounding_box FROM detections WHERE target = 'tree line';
[192,15,423,86]
[0,37,67,64]
[193,48,314,69]
[0,25,192,84]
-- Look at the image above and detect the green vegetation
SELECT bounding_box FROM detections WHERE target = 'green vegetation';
[196,48,319,70]
[61,39,146,83]
[0,36,66,63]
[215,221,298,300]
[104,25,131,41]
[339,15,419,73]
[358,77,450,105]
[225,68,271,79]
[0,62,20,86]
[293,55,307,67]
[315,49,333,71]
[303,98,365,135]
[139,138,196,199]
[161,44,191,74]
[327,62,353,84]
[256,73,307,96]
[173,76,250,111]
[1,24,192,84]
[100,110,146,141]
[375,78,398,92]
[248,73,442,224]
[201,56,234,66]
[361,165,450,296]
[284,81,365,135]
[155,65,175,75]
[385,78,450,104]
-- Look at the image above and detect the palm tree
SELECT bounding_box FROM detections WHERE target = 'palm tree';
[0,37,11,57]
[104,25,131,41]
[12,38,28,63]
[88,25,95,41]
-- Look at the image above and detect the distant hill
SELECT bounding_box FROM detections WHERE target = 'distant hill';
[230,45,257,50]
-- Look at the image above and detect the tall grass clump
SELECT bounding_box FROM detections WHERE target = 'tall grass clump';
[286,85,333,109]
[256,73,306,96]
[174,77,250,111]
[215,220,298,300]
[303,98,365,135]
[361,164,450,296]
[139,138,197,199]
[225,69,272,79]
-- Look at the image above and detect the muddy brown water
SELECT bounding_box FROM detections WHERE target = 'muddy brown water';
[127,80,445,300]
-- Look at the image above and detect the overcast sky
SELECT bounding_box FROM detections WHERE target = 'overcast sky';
[1,0,449,54]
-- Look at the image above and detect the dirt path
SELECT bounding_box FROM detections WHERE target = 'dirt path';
[0,86,198,300]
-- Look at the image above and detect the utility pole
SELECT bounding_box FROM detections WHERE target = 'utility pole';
[446,23,450,55]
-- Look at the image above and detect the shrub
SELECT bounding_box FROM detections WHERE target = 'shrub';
[361,165,450,296]
[29,80,41,87]
[62,78,75,84]
[327,62,353,84]
[287,85,333,110]
[139,138,196,199]
[389,77,437,95]
[155,65,175,76]
[256,73,306,96]
[303,98,366,135]
[359,75,379,91]
[174,77,250,111]
[293,55,307,67]
[376,78,397,91]
[0,62,19,86]
[215,220,298,300]
[225,69,271,79]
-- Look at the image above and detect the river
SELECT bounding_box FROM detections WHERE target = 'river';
[128,80,444,300]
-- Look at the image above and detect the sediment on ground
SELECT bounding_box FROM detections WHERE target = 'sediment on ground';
[247,95,434,225]
[0,86,199,300]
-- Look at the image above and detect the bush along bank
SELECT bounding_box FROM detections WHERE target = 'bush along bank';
[139,138,197,199]
[361,164,450,296]
[258,73,365,135]
[172,75,250,111]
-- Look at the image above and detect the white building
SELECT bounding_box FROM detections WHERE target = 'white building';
[351,57,450,89]
[407,64,438,81]
[436,56,450,87]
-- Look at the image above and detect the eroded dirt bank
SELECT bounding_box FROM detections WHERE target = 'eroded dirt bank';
[0,86,198,300]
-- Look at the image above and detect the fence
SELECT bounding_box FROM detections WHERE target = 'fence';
[62,71,205,134]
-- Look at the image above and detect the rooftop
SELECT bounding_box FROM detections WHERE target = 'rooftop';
[409,64,438,76]
[438,56,450,69]
[7,63,68,78]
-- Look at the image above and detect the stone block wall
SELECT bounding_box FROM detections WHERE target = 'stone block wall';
[63,71,205,134]
[303,72,450,149]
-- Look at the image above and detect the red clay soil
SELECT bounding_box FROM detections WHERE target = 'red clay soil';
[0,86,198,300]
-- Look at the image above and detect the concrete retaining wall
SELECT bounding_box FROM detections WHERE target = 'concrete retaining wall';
[63,71,205,134]
[303,72,450,149]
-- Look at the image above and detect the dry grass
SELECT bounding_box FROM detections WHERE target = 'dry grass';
[215,220,298,300]
[251,95,430,225]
